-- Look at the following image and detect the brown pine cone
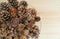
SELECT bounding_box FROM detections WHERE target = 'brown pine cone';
[35,16,41,22]
[11,17,19,28]
[18,5,27,14]
[10,7,18,17]
[27,8,36,18]
[27,19,35,29]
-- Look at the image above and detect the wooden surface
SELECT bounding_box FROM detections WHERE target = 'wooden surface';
[0,0,60,39]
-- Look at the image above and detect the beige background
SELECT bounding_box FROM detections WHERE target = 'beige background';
[0,0,60,39]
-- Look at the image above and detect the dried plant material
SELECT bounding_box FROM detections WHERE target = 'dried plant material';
[0,10,10,21]
[0,0,40,39]
[17,23,25,32]
[0,2,9,11]
[18,5,27,16]
[10,7,18,17]
[28,8,36,18]
[19,0,28,7]
[35,16,40,22]
[11,17,19,28]
[23,29,29,36]
[19,35,27,39]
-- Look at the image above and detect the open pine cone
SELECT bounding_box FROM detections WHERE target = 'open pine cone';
[0,0,40,39]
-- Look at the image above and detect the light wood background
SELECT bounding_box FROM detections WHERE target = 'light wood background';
[0,0,60,39]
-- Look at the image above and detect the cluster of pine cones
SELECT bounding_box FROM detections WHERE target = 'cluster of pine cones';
[0,0,40,39]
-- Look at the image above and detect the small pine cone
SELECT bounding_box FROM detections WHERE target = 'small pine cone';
[29,26,39,38]
[27,8,36,18]
[27,19,35,29]
[8,0,18,7]
[1,11,10,21]
[27,13,32,21]
[17,6,27,18]
[1,2,9,11]
[18,5,27,14]
[32,25,39,34]
[11,17,19,28]
[10,7,18,17]
[20,0,28,7]
[35,16,40,22]
[11,1,18,8]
